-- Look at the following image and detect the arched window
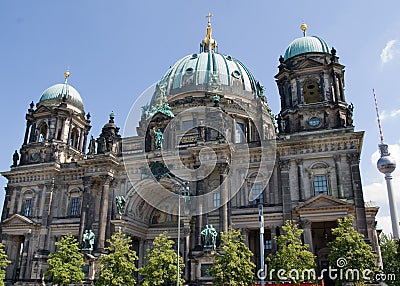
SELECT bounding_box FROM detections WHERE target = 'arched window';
[38,122,48,143]
[70,128,79,149]
[68,189,82,217]
[307,162,331,196]
[22,190,35,217]
[303,80,320,104]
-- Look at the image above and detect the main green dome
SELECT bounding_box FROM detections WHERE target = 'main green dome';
[284,35,330,60]
[157,52,261,98]
[150,18,264,104]
[39,83,84,111]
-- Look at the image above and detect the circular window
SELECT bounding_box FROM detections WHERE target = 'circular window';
[226,55,232,60]
[185,68,193,75]
[308,117,321,127]
[191,54,198,59]
[231,70,241,79]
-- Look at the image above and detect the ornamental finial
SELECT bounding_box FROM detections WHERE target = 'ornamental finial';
[300,23,308,37]
[201,13,217,53]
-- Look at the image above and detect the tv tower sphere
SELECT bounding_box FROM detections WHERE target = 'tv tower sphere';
[377,149,396,174]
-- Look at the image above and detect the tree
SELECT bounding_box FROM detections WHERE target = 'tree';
[0,243,10,285]
[46,235,85,285]
[208,228,255,286]
[328,216,376,284]
[139,232,184,286]
[96,232,138,286]
[268,220,316,284]
[379,234,400,285]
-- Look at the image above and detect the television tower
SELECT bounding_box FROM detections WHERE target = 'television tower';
[373,89,399,238]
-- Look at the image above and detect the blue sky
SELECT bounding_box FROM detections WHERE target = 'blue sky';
[1,0,400,234]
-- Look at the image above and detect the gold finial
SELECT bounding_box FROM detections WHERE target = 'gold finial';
[204,13,214,44]
[64,70,70,78]
[300,23,308,37]
[206,12,213,25]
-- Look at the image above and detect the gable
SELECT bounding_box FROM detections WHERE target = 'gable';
[295,194,353,212]
[2,214,36,227]
[296,58,325,70]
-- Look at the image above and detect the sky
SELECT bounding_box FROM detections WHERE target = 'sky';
[1,0,400,235]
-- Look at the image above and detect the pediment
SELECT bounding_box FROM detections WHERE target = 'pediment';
[296,58,325,69]
[2,214,36,227]
[34,105,53,114]
[295,194,352,212]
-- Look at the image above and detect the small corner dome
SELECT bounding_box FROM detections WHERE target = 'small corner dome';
[284,35,330,60]
[39,83,84,111]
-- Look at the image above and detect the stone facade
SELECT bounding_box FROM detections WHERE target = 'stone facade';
[0,24,381,286]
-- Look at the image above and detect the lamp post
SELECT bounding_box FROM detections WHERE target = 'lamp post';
[258,198,265,286]
[176,181,189,286]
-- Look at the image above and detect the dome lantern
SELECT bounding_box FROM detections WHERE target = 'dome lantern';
[200,12,218,53]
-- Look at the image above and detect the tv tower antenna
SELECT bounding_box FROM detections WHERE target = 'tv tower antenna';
[373,89,399,238]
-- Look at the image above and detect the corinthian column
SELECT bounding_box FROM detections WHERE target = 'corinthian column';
[218,163,229,234]
[97,175,113,252]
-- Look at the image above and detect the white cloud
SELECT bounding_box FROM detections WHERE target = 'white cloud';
[364,144,400,235]
[380,109,400,121]
[381,40,400,64]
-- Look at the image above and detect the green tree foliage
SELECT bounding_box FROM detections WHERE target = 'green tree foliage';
[139,232,184,286]
[379,234,400,285]
[328,216,376,284]
[96,232,138,286]
[268,220,316,284]
[46,234,85,285]
[0,243,10,286]
[208,228,255,286]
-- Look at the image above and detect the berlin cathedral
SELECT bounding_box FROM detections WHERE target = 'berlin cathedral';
[0,17,381,285]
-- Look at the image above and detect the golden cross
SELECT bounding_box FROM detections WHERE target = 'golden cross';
[206,12,213,24]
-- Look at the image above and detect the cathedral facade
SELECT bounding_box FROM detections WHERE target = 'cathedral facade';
[0,20,380,285]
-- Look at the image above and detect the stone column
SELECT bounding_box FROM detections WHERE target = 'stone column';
[195,178,205,246]
[23,121,31,145]
[270,226,277,253]
[60,117,66,142]
[79,177,91,241]
[67,119,73,145]
[97,175,112,252]
[289,160,299,202]
[279,160,291,221]
[302,220,314,253]
[337,74,345,102]
[347,154,368,237]
[19,233,31,280]
[2,187,10,220]
[297,159,304,201]
[78,128,84,150]
[218,163,229,234]
[53,117,59,140]
[138,239,145,268]
[334,155,344,198]
[82,131,88,153]
[242,228,249,247]
[28,121,36,143]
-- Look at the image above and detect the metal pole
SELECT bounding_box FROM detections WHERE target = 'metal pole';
[259,201,265,286]
[177,187,181,286]
[385,173,400,239]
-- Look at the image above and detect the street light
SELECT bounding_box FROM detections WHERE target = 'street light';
[176,180,189,286]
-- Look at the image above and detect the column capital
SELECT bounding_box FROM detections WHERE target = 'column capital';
[100,174,113,185]
[300,219,312,229]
